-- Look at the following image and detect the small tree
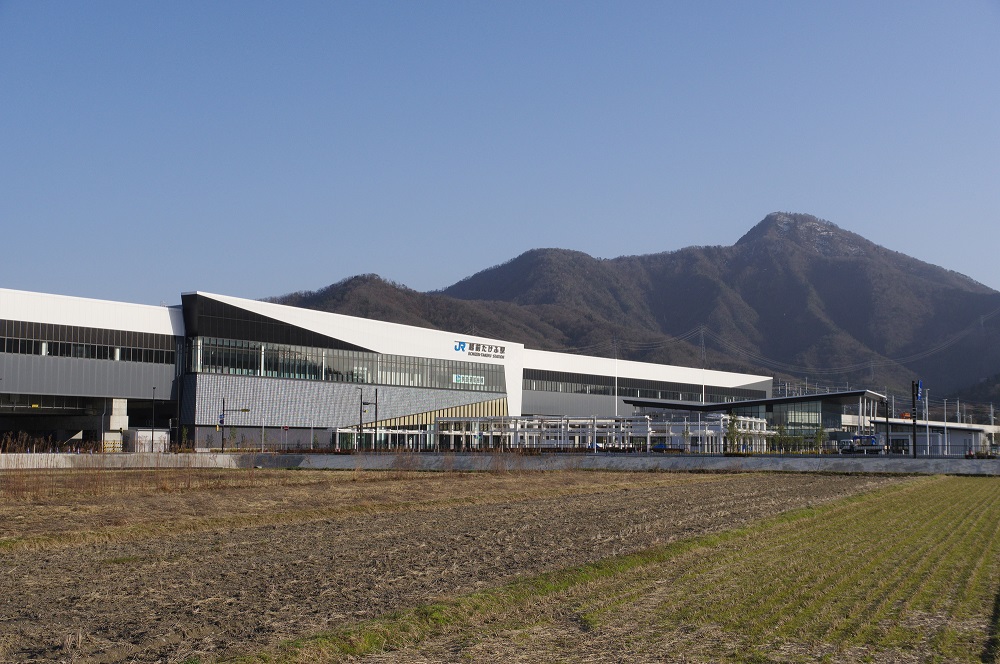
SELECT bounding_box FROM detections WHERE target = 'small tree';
[773,424,788,453]
[813,425,827,453]
[725,414,738,454]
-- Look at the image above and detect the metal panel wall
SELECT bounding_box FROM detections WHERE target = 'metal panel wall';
[182,373,506,429]
[522,390,640,419]
[0,354,176,400]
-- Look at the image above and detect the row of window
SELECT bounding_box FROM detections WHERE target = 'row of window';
[0,393,91,410]
[190,337,507,393]
[522,378,707,402]
[522,368,766,403]
[0,318,176,350]
[1,336,176,365]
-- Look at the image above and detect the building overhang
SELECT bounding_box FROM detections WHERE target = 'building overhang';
[624,389,886,413]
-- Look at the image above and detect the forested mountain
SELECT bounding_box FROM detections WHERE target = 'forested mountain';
[272,213,1000,395]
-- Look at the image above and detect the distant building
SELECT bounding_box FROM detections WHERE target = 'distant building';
[626,391,995,456]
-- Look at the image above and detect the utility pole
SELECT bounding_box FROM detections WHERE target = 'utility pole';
[910,380,920,458]
[613,336,619,417]
[925,390,930,454]
[882,397,889,453]
[700,328,707,404]
[944,399,948,455]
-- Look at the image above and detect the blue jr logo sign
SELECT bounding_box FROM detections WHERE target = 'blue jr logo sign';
[454,340,506,359]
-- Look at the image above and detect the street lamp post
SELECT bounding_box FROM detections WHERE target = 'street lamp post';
[218,398,251,454]
[357,387,377,452]
[151,387,156,454]
[357,387,363,451]
[372,388,379,449]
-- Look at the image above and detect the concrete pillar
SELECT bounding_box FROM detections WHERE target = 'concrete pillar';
[109,398,128,432]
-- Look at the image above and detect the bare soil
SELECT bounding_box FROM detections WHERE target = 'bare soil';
[0,469,903,662]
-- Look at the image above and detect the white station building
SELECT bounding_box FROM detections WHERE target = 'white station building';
[0,288,772,451]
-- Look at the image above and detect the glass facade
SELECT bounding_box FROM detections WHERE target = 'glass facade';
[522,368,766,403]
[768,401,820,431]
[189,336,506,393]
[730,400,842,437]
[0,318,177,365]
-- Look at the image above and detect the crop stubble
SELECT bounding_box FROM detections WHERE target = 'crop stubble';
[0,469,901,662]
[360,475,1000,663]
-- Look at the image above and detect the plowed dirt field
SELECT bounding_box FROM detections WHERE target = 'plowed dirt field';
[0,468,902,662]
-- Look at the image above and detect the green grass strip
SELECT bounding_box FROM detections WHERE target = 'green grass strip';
[636,475,1000,661]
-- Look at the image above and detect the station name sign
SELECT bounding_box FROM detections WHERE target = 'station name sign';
[453,341,506,360]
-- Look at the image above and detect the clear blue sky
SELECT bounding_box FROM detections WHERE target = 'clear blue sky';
[2,1,998,305]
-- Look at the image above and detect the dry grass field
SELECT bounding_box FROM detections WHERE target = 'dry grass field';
[329,474,1000,664]
[2,467,992,662]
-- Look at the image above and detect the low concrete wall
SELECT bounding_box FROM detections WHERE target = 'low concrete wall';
[0,452,243,470]
[267,453,1000,476]
[1,453,998,476]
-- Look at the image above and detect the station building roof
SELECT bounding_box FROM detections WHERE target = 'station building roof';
[624,389,885,413]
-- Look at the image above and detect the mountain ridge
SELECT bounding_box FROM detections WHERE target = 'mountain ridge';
[270,213,1000,398]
